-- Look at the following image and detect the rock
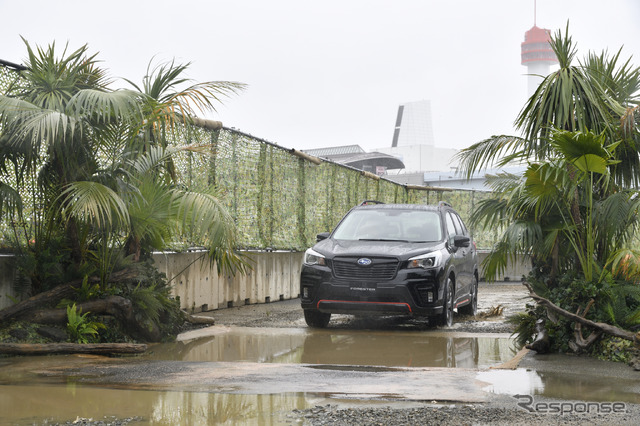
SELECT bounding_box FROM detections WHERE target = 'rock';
[8,328,29,340]
[36,326,68,342]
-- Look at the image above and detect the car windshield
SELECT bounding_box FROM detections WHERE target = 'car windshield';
[332,209,443,242]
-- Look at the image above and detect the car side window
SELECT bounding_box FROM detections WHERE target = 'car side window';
[445,212,457,245]
[452,213,468,236]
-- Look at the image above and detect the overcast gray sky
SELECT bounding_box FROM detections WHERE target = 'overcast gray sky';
[2,1,640,152]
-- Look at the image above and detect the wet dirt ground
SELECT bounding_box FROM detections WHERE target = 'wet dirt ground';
[1,281,639,425]
[203,280,529,333]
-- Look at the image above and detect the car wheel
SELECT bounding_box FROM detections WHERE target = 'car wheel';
[436,278,454,327]
[459,276,478,316]
[304,309,331,328]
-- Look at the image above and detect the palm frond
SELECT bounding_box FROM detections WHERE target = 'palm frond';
[67,88,143,124]
[454,135,528,179]
[58,181,129,230]
[0,181,23,218]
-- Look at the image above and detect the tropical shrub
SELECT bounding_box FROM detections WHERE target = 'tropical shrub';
[457,26,640,357]
[66,303,105,344]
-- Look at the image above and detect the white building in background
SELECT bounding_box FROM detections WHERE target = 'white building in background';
[391,100,436,147]
[376,144,458,175]
[376,99,458,175]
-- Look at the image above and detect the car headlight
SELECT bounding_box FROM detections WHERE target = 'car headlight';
[304,248,326,266]
[408,251,442,269]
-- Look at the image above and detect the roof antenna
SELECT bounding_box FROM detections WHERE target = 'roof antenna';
[534,0,537,27]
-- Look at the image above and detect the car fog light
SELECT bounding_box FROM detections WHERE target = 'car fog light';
[427,292,434,303]
[303,287,310,299]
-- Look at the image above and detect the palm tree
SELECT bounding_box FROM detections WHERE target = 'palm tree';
[119,59,246,263]
[475,130,639,282]
[0,40,141,290]
[456,24,640,185]
[455,26,640,351]
[0,40,247,292]
[455,25,640,282]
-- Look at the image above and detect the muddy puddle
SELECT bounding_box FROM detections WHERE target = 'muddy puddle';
[0,384,312,425]
[478,362,640,404]
[1,327,637,424]
[0,328,514,424]
[150,326,516,368]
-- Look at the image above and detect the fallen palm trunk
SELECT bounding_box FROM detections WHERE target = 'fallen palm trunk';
[28,296,134,325]
[0,342,147,355]
[523,282,639,345]
[0,268,138,324]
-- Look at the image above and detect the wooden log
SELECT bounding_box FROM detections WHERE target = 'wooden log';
[0,268,138,323]
[26,295,163,343]
[185,313,215,325]
[0,342,147,355]
[29,296,134,325]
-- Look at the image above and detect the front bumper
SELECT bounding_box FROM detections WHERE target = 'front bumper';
[300,263,446,317]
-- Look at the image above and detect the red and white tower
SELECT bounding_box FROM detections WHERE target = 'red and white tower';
[521,3,557,96]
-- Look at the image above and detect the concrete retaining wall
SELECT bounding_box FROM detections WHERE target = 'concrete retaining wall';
[0,255,17,310]
[0,250,529,313]
[151,251,303,313]
[477,250,531,282]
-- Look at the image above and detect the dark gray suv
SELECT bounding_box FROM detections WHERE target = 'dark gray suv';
[300,201,478,328]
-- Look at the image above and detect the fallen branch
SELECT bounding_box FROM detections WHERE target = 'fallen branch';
[28,296,134,325]
[523,282,639,345]
[0,342,147,355]
[569,299,602,352]
[0,268,139,323]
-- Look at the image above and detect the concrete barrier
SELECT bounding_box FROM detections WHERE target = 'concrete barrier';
[151,250,303,313]
[0,255,17,310]
[477,250,531,282]
[0,250,529,313]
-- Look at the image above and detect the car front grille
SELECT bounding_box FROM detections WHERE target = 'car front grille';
[331,257,399,281]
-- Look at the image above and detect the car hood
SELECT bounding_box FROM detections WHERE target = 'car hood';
[313,238,445,260]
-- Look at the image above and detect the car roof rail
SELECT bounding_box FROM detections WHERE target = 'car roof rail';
[359,200,385,206]
[438,201,452,209]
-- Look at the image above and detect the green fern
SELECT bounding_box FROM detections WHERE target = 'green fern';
[66,303,105,344]
[128,283,165,324]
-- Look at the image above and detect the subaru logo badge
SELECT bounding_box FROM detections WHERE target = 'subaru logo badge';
[357,258,372,266]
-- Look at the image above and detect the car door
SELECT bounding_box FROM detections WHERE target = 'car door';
[445,211,472,302]
[456,212,475,289]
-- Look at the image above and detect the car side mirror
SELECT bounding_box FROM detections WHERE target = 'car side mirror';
[316,232,330,242]
[453,235,470,248]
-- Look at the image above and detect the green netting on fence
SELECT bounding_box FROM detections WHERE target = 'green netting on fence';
[169,126,497,250]
[1,64,497,251]
[0,66,18,92]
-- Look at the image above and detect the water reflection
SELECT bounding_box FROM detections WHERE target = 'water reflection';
[0,384,311,425]
[300,331,481,368]
[147,327,515,368]
[477,368,640,404]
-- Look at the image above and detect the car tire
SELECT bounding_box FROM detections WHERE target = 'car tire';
[459,276,478,316]
[436,278,454,327]
[304,309,331,328]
